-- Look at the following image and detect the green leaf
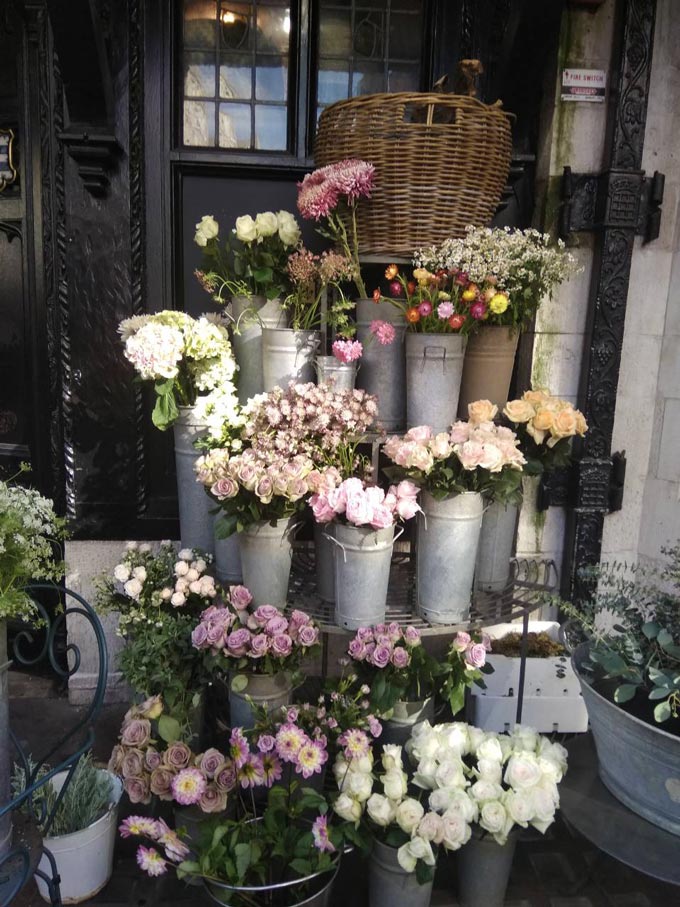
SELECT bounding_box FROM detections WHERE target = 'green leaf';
[151,391,178,431]
[642,621,660,640]
[654,700,672,723]
[415,860,434,885]
[657,629,674,648]
[212,825,230,849]
[234,843,252,880]
[290,858,311,877]
[447,683,465,716]
[177,860,201,881]
[215,513,239,539]
[614,683,637,704]
[157,714,181,743]
[231,674,248,693]
[648,686,672,700]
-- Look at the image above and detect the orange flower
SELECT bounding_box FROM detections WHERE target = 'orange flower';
[448,314,465,330]
[372,288,382,302]
[406,307,421,323]
[406,280,417,295]
[385,264,399,279]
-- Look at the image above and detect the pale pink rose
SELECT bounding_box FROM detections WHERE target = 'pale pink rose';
[326,487,348,514]
[271,633,293,657]
[410,446,435,472]
[464,642,487,668]
[345,491,374,526]
[255,476,274,502]
[310,493,335,523]
[449,421,470,444]
[121,719,151,748]
[457,440,485,470]
[226,628,252,656]
[236,463,258,490]
[478,443,503,473]
[124,776,151,805]
[348,637,367,660]
[229,586,253,610]
[200,748,225,779]
[404,626,421,647]
[371,644,392,668]
[406,426,433,442]
[249,633,270,658]
[289,609,310,632]
[211,478,238,499]
[370,505,394,530]
[396,497,420,520]
[396,480,420,499]
[356,627,374,642]
[431,433,453,458]
[391,647,410,669]
[298,624,319,647]
[452,631,471,652]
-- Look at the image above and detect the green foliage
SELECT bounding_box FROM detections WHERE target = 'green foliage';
[562,545,680,728]
[12,753,113,837]
[0,464,66,620]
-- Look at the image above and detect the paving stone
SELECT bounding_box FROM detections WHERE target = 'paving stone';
[608,895,651,907]
[530,851,578,888]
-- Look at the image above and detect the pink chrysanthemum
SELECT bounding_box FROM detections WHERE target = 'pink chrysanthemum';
[369,320,396,346]
[275,723,308,763]
[338,728,370,760]
[297,159,374,221]
[229,727,250,769]
[437,301,454,319]
[238,753,265,788]
[325,159,375,203]
[332,339,363,364]
[297,170,340,220]
[171,768,207,806]
[119,816,160,840]
[136,845,168,877]
[294,741,328,779]
[312,815,336,853]
[155,819,190,863]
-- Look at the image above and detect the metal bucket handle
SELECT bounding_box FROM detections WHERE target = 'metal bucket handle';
[420,345,447,373]
[327,524,404,563]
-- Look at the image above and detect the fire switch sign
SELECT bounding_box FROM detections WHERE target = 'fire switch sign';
[561,68,606,102]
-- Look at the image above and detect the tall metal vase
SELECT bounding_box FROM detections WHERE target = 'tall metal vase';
[406,332,466,432]
[457,326,519,416]
[368,839,434,907]
[0,622,11,860]
[416,491,483,624]
[237,518,294,607]
[355,299,406,431]
[173,406,214,555]
[213,515,242,586]
[475,499,519,593]
[331,523,397,630]
[262,328,321,391]
[231,296,287,403]
[456,829,518,907]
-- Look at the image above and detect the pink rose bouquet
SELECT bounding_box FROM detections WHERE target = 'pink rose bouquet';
[191,585,320,676]
[297,158,375,299]
[384,419,525,504]
[441,630,494,715]
[310,476,421,530]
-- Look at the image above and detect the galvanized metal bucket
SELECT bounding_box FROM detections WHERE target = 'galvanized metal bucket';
[237,518,294,607]
[230,294,266,405]
[368,839,434,907]
[475,499,518,593]
[262,328,321,391]
[456,827,518,907]
[355,299,406,431]
[457,325,519,416]
[416,491,484,624]
[213,515,242,585]
[314,522,335,603]
[380,698,435,747]
[406,332,467,433]
[573,643,680,836]
[331,523,400,630]
[173,406,214,555]
[316,355,357,392]
[228,671,294,730]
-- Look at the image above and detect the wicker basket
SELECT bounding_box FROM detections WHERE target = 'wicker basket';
[314,92,514,257]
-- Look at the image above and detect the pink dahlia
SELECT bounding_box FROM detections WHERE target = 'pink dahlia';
[171,768,207,806]
[312,815,336,853]
[136,845,168,877]
[295,741,328,779]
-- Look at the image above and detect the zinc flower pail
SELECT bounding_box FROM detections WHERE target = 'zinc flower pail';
[406,332,467,434]
[36,772,122,904]
[174,406,214,555]
[314,522,335,603]
[456,827,518,907]
[457,325,519,416]
[213,515,242,585]
[230,294,266,405]
[262,328,321,391]
[228,671,294,730]
[331,523,399,630]
[380,698,435,748]
[474,500,519,593]
[316,355,357,392]
[355,299,406,431]
[416,491,484,624]
[368,839,434,907]
[237,518,294,608]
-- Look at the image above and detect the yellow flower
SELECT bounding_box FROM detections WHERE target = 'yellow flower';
[412,267,432,286]
[461,288,477,302]
[385,264,399,279]
[489,293,509,314]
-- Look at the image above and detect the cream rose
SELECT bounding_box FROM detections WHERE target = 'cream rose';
[440,811,471,851]
[235,214,257,243]
[397,835,436,873]
[522,388,550,405]
[255,211,278,239]
[468,400,498,424]
[381,745,403,773]
[503,399,535,424]
[532,408,555,432]
[417,812,444,843]
[434,760,466,790]
[334,792,363,824]
[366,793,397,827]
[479,800,508,837]
[113,563,130,582]
[347,770,373,802]
[276,210,301,247]
[194,215,219,246]
[383,770,408,801]
[503,789,533,827]
[396,798,425,834]
[476,737,504,763]
[549,407,578,440]
[504,752,544,790]
[430,432,453,458]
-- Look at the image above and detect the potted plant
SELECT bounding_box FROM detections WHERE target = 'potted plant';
[467,622,587,732]
[194,210,302,404]
[0,465,66,862]
[118,310,240,553]
[191,585,320,728]
[383,420,525,623]
[414,226,580,413]
[95,542,214,738]
[407,721,568,907]
[13,753,121,904]
[309,475,421,629]
[562,545,680,835]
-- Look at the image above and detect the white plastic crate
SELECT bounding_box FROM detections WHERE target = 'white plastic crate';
[468,621,588,733]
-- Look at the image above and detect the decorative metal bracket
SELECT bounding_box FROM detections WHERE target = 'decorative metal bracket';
[560,165,665,243]
[59,129,120,198]
[538,450,627,514]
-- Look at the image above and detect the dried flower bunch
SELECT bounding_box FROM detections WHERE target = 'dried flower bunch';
[414,226,581,331]
[285,246,356,333]
[118,310,239,430]
[377,263,468,333]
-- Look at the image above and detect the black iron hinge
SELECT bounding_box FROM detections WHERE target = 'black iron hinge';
[537,451,627,513]
[560,166,665,243]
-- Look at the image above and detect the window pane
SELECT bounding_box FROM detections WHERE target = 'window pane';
[255,56,288,101]
[353,12,385,59]
[184,100,216,146]
[319,8,351,57]
[220,54,253,99]
[389,12,422,61]
[352,61,386,95]
[219,4,253,50]
[184,0,216,48]
[220,102,252,147]
[388,63,420,93]
[318,61,349,105]
[184,52,216,97]
[256,6,290,53]
[255,105,287,150]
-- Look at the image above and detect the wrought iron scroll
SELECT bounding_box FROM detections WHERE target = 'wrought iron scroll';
[0,585,108,907]
[563,0,657,603]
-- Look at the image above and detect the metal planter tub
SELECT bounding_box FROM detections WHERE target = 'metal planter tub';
[573,643,680,836]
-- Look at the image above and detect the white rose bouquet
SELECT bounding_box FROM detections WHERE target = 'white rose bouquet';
[118,310,239,431]
[406,721,568,846]
[193,210,302,304]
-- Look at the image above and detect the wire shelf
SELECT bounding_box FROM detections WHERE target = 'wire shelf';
[288,542,558,637]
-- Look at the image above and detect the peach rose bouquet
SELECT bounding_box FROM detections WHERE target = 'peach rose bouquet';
[502,389,587,474]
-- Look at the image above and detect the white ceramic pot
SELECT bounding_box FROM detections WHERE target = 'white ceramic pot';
[36,771,122,904]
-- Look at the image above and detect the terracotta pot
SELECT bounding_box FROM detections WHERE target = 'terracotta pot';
[457,326,519,416]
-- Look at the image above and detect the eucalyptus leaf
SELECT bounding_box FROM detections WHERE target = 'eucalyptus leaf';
[654,700,672,722]
[613,683,637,704]
[157,714,181,743]
[231,674,249,693]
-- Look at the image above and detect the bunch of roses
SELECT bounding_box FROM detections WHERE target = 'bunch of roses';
[503,389,588,449]
[96,542,216,635]
[191,585,319,671]
[231,210,301,248]
[310,477,420,529]
[195,447,316,506]
[347,622,422,670]
[119,815,190,878]
[241,382,378,465]
[108,697,237,810]
[331,732,375,825]
[406,722,568,846]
